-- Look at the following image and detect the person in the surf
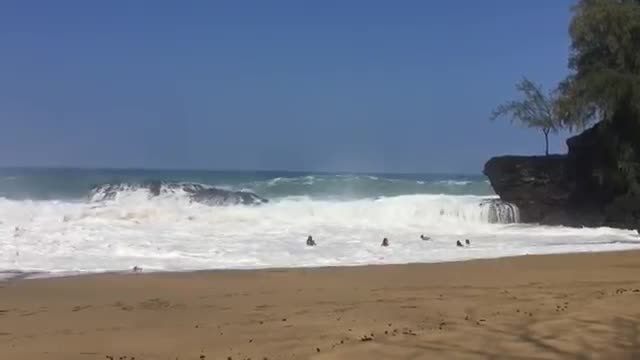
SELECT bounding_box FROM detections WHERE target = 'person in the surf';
[420,234,431,241]
[306,235,316,246]
[381,238,389,247]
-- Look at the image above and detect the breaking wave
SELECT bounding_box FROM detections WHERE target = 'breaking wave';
[0,169,638,278]
[88,181,268,205]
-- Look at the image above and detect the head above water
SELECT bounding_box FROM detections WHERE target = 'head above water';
[306,235,316,246]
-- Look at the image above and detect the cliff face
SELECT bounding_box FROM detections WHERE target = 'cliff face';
[484,123,640,230]
[484,155,574,225]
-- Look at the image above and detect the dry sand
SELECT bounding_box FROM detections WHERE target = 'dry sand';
[1,251,640,360]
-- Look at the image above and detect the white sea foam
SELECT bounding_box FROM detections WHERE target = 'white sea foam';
[0,194,638,278]
[436,180,472,186]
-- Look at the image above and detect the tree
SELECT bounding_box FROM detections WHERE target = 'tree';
[555,0,640,193]
[490,78,561,156]
[555,0,640,128]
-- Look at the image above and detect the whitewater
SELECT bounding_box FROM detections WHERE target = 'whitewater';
[0,169,639,280]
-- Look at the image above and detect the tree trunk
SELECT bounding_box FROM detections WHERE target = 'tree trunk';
[543,128,550,156]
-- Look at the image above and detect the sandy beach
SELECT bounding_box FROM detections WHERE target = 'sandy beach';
[1,251,640,360]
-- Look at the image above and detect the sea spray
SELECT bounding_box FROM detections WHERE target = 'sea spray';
[0,169,638,279]
[89,181,267,205]
[479,199,520,224]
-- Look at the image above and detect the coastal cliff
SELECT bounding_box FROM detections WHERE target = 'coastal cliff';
[484,123,640,231]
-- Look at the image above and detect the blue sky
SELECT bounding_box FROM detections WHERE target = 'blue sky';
[0,1,574,173]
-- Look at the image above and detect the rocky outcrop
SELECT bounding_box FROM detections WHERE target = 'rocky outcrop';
[484,122,640,230]
[188,186,268,206]
[483,155,602,226]
[89,181,268,206]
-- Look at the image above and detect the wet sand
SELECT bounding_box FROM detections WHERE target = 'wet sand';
[1,251,640,359]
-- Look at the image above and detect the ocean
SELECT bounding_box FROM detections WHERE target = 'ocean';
[1,168,638,279]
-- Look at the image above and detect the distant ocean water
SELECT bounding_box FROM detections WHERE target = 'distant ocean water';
[0,168,493,200]
[0,168,638,280]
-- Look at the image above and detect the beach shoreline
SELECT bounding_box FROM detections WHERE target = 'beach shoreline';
[3,247,640,284]
[2,250,640,359]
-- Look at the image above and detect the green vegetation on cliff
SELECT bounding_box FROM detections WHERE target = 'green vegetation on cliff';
[557,0,640,128]
[558,0,640,194]
[494,0,640,194]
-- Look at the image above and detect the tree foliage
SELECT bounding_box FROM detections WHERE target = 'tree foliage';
[557,0,640,194]
[556,0,640,129]
[491,78,560,155]
[491,1,640,187]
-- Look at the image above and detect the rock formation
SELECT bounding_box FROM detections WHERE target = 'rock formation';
[89,181,268,206]
[484,122,640,231]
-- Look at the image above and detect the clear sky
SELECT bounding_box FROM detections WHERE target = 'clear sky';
[0,1,575,174]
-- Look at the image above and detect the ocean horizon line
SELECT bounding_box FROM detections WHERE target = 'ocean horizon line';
[0,165,485,177]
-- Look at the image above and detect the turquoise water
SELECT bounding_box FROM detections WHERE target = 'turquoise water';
[0,168,493,201]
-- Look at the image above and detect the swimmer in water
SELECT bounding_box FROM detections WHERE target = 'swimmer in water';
[306,235,317,247]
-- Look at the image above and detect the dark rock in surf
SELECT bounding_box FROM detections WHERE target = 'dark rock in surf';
[465,239,470,246]
[88,181,268,206]
[456,240,464,247]
[147,180,162,197]
[381,238,389,247]
[189,187,267,206]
